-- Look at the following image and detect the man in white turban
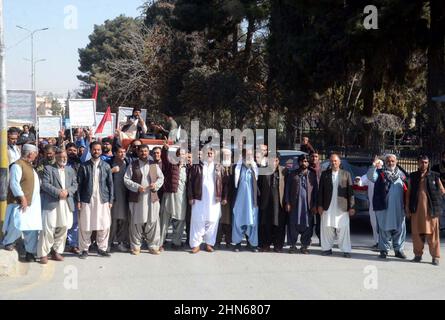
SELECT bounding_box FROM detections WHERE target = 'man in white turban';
[2,144,42,262]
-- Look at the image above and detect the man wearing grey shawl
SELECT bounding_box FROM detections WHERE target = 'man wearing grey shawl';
[367,154,408,259]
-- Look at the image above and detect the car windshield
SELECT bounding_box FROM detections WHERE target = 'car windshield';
[279,155,299,170]
[344,161,370,178]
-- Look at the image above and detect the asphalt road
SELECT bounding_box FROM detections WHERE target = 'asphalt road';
[0,217,444,300]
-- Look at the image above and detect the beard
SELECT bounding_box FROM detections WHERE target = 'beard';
[222,160,231,167]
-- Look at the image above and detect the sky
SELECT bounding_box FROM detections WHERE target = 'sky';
[4,0,145,96]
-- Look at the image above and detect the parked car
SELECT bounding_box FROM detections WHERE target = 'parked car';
[321,157,408,215]
[277,150,308,172]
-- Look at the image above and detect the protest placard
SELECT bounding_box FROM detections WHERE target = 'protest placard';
[38,116,62,138]
[69,99,96,127]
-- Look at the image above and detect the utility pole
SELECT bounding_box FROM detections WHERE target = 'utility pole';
[16,25,48,91]
[24,58,46,91]
[0,0,8,235]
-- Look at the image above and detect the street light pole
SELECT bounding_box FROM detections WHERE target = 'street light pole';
[16,25,48,91]
[24,58,46,91]
[0,0,8,234]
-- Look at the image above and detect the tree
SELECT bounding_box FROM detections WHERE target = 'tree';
[77,15,142,111]
[50,98,63,116]
[426,0,445,149]
[267,0,428,148]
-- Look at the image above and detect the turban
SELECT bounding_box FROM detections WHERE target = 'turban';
[22,144,38,153]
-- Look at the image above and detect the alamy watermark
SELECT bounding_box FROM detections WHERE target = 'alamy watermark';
[363,265,378,290]
[166,120,277,176]
[363,5,378,30]
[64,5,78,30]
[63,265,78,290]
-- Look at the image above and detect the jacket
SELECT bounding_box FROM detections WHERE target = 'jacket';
[77,159,114,204]
[187,161,223,202]
[408,170,444,217]
[41,164,78,212]
[285,168,318,212]
[259,165,286,210]
[161,146,180,193]
[371,168,407,211]
[317,169,354,212]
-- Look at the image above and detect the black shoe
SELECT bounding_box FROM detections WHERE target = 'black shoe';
[289,246,297,254]
[343,253,351,258]
[116,243,128,252]
[395,250,407,259]
[97,249,111,257]
[3,243,15,251]
[432,258,440,266]
[233,244,241,252]
[379,251,387,259]
[321,250,332,256]
[25,252,36,262]
[300,247,310,255]
[412,256,422,263]
[79,251,88,259]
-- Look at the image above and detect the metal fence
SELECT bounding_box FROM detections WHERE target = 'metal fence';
[317,149,440,174]
[397,158,419,174]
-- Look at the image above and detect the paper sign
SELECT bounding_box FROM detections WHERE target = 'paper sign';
[94,112,117,138]
[38,116,62,138]
[69,99,96,127]
[7,90,37,123]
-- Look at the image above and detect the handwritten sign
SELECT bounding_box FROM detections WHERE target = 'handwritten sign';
[69,99,96,127]
[38,116,62,138]
[7,90,37,123]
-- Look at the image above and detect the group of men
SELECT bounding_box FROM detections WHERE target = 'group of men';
[2,124,443,267]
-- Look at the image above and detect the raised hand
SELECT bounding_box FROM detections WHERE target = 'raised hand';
[372,156,381,168]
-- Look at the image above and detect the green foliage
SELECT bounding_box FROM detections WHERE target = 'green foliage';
[76,0,443,150]
[50,98,63,116]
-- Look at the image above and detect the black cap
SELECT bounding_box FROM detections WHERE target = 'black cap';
[298,154,309,162]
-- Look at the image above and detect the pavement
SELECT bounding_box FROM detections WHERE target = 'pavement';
[0,250,19,277]
[0,218,444,300]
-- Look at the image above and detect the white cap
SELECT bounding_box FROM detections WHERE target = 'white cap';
[22,144,38,153]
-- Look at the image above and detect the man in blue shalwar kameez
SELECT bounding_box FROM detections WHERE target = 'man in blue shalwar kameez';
[232,148,259,252]
[367,154,407,259]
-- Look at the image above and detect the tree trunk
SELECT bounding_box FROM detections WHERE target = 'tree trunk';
[232,23,239,56]
[361,56,375,148]
[427,0,445,150]
[243,16,255,80]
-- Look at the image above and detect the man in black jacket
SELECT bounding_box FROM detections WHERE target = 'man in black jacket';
[285,155,318,254]
[406,155,445,266]
[317,154,355,258]
[258,156,287,252]
[77,142,114,259]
